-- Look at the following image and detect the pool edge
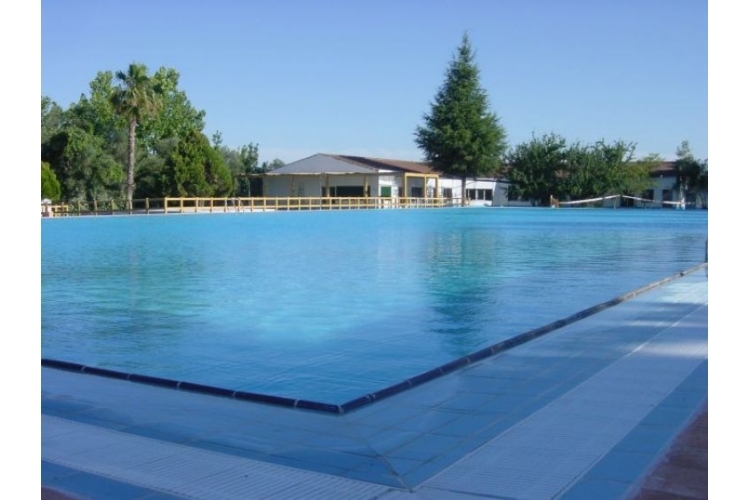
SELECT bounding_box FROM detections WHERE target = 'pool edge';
[41,262,708,415]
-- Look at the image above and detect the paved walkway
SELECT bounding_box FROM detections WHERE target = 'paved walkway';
[629,402,707,499]
[42,267,708,499]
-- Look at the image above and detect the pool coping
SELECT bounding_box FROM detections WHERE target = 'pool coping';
[41,262,707,415]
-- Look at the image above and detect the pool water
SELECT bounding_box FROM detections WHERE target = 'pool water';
[41,208,708,403]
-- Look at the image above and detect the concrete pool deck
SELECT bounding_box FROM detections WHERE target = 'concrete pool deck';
[42,266,708,499]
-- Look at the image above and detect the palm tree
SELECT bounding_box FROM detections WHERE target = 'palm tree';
[110,63,162,208]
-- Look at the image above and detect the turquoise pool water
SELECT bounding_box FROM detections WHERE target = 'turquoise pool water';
[41,208,707,403]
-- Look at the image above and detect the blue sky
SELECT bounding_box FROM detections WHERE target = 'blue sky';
[40,0,707,165]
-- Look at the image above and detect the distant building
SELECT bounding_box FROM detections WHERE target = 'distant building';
[258,154,699,209]
[643,161,679,206]
[261,153,515,206]
[643,161,706,209]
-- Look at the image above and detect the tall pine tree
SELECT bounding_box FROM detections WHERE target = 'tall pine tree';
[415,33,507,205]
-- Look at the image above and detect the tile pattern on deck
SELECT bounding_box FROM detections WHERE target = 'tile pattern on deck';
[44,416,389,500]
[420,305,707,499]
[42,268,708,499]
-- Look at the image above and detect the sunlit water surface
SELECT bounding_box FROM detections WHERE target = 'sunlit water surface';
[42,208,708,403]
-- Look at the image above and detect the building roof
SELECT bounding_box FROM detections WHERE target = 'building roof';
[649,161,677,177]
[266,153,435,176]
[328,155,435,174]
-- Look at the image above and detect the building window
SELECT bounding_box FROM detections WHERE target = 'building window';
[411,186,424,197]
[442,188,453,199]
[466,189,493,201]
[323,186,366,197]
[249,178,263,197]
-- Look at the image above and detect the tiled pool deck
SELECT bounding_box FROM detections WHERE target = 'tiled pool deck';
[42,266,708,499]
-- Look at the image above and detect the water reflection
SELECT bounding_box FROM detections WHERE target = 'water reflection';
[41,209,708,401]
[424,226,501,354]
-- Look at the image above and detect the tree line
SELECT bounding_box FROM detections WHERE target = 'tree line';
[415,34,707,207]
[43,40,707,208]
[41,64,283,203]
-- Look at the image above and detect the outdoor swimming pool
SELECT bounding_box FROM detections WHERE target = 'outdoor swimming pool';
[41,208,707,405]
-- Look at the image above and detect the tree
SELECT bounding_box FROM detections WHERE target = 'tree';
[214,142,285,196]
[621,153,660,198]
[41,96,66,145]
[110,63,164,208]
[415,33,507,205]
[41,161,61,201]
[506,133,567,206]
[507,135,654,205]
[43,76,130,203]
[163,129,233,197]
[565,140,637,200]
[673,140,706,205]
[139,67,206,151]
[133,136,180,199]
[262,158,285,171]
[42,126,124,202]
[73,71,121,140]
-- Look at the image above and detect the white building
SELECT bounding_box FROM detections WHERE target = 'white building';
[625,161,704,209]
[261,154,514,207]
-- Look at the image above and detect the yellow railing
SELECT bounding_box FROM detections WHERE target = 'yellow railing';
[42,196,462,217]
